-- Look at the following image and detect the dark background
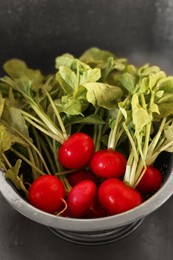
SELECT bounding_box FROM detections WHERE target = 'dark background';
[0,0,173,259]
[0,0,173,73]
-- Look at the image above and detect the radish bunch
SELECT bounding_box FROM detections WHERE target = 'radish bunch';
[28,132,162,217]
[0,47,171,220]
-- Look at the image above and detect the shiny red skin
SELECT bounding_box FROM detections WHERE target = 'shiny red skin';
[58,133,95,169]
[67,180,97,218]
[68,169,98,187]
[98,178,142,215]
[86,199,107,218]
[28,175,65,213]
[90,149,127,178]
[136,166,163,194]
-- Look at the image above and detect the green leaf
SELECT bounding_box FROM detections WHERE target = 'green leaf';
[65,114,105,125]
[79,47,116,68]
[0,93,5,118]
[55,53,75,68]
[158,76,173,93]
[3,59,44,90]
[56,72,74,95]
[1,76,33,104]
[55,54,90,72]
[131,94,152,132]
[150,102,160,114]
[163,123,173,152]
[59,66,77,89]
[5,159,28,194]
[137,77,149,94]
[156,103,173,117]
[2,105,30,138]
[80,68,101,84]
[62,97,83,115]
[164,123,173,142]
[117,72,136,93]
[149,71,166,90]
[83,82,123,109]
[157,93,173,104]
[138,64,160,77]
[0,125,12,154]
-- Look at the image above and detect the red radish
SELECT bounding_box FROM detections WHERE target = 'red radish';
[67,180,97,218]
[28,175,65,213]
[68,169,98,187]
[136,166,163,194]
[90,149,127,178]
[58,132,94,169]
[86,199,107,218]
[98,178,142,215]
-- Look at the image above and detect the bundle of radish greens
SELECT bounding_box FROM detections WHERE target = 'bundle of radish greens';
[0,47,173,218]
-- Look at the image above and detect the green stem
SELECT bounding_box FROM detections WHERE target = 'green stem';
[24,116,64,143]
[55,169,78,176]
[2,153,12,168]
[95,125,103,152]
[27,147,40,180]
[134,166,147,187]
[39,137,57,174]
[123,152,133,184]
[43,89,68,140]
[30,102,65,140]
[10,127,51,173]
[122,123,138,161]
[11,147,45,176]
[93,125,98,147]
[134,92,153,185]
[147,117,167,159]
[108,110,122,149]
[129,158,138,187]
[32,126,43,170]
[20,110,46,128]
[147,138,173,165]
[108,96,129,149]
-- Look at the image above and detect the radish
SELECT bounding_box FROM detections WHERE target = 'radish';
[58,132,94,169]
[98,178,142,215]
[28,175,65,213]
[67,180,97,218]
[136,166,163,194]
[90,149,127,178]
[68,169,99,187]
[86,198,107,218]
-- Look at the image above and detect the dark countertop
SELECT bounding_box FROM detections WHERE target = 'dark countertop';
[0,193,173,260]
